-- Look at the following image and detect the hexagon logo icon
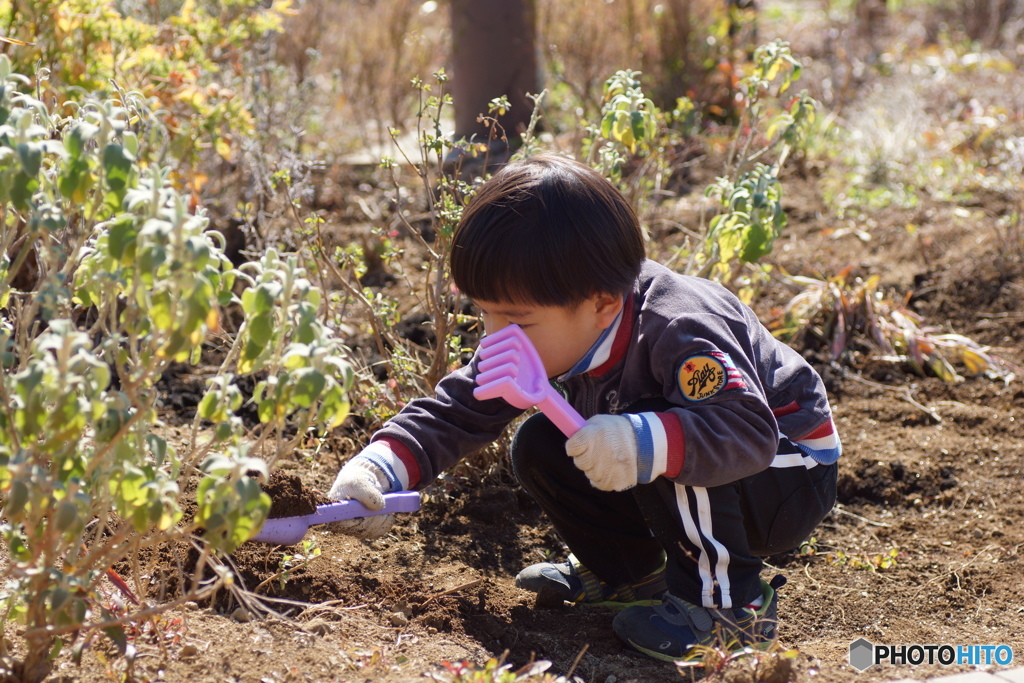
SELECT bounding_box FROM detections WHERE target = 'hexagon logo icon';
[849,638,875,672]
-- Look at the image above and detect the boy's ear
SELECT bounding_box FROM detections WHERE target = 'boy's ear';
[592,293,624,328]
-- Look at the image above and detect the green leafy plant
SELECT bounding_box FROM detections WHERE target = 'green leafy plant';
[696,40,817,291]
[253,539,322,594]
[200,247,354,452]
[703,163,787,283]
[0,56,352,679]
[575,69,681,220]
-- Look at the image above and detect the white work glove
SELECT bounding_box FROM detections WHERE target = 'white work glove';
[566,414,640,491]
[326,456,395,540]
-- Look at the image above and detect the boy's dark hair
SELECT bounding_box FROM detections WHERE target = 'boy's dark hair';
[451,153,645,308]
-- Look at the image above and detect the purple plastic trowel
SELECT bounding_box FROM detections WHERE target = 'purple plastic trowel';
[251,491,421,546]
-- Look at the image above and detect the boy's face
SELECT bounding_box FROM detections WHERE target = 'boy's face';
[474,294,624,378]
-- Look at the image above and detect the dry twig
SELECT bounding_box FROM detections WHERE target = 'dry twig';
[422,577,484,607]
[566,643,590,679]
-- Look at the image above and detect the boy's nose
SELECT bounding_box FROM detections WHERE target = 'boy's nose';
[481,314,509,335]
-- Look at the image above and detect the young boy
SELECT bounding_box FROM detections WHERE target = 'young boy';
[329,152,840,662]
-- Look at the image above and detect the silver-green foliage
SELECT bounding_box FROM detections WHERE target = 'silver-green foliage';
[0,55,352,675]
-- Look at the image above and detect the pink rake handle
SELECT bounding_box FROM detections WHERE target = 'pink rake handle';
[472,324,587,437]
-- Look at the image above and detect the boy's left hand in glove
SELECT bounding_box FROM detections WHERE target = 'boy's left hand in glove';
[566,414,666,491]
[326,455,395,540]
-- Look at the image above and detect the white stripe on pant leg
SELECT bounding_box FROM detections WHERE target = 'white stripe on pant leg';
[675,484,716,608]
[693,487,734,609]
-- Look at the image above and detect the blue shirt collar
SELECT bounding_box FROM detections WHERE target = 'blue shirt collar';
[556,305,625,382]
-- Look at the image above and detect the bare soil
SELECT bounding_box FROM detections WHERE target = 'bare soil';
[41,167,1023,683]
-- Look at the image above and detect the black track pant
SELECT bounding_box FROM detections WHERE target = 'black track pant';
[510,399,837,609]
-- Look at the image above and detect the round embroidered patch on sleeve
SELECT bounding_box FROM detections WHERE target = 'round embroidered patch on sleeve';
[677,355,726,401]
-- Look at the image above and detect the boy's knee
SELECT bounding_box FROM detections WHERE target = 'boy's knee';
[756,463,837,555]
[511,413,564,464]
[511,413,569,484]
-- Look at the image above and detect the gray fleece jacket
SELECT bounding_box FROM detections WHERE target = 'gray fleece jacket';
[356,260,841,493]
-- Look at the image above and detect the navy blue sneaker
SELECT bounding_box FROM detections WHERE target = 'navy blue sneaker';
[516,554,667,608]
[612,575,785,662]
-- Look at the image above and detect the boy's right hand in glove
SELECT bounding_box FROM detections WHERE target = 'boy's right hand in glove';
[566,414,640,491]
[327,453,395,540]
[566,413,671,491]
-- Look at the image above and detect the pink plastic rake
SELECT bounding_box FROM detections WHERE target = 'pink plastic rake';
[473,325,587,437]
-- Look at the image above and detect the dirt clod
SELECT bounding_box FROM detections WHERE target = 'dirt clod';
[263,470,329,518]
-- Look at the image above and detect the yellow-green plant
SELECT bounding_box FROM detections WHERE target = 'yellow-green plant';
[563,43,817,301]
[828,547,900,571]
[0,0,290,178]
[577,69,675,217]
[585,69,659,183]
